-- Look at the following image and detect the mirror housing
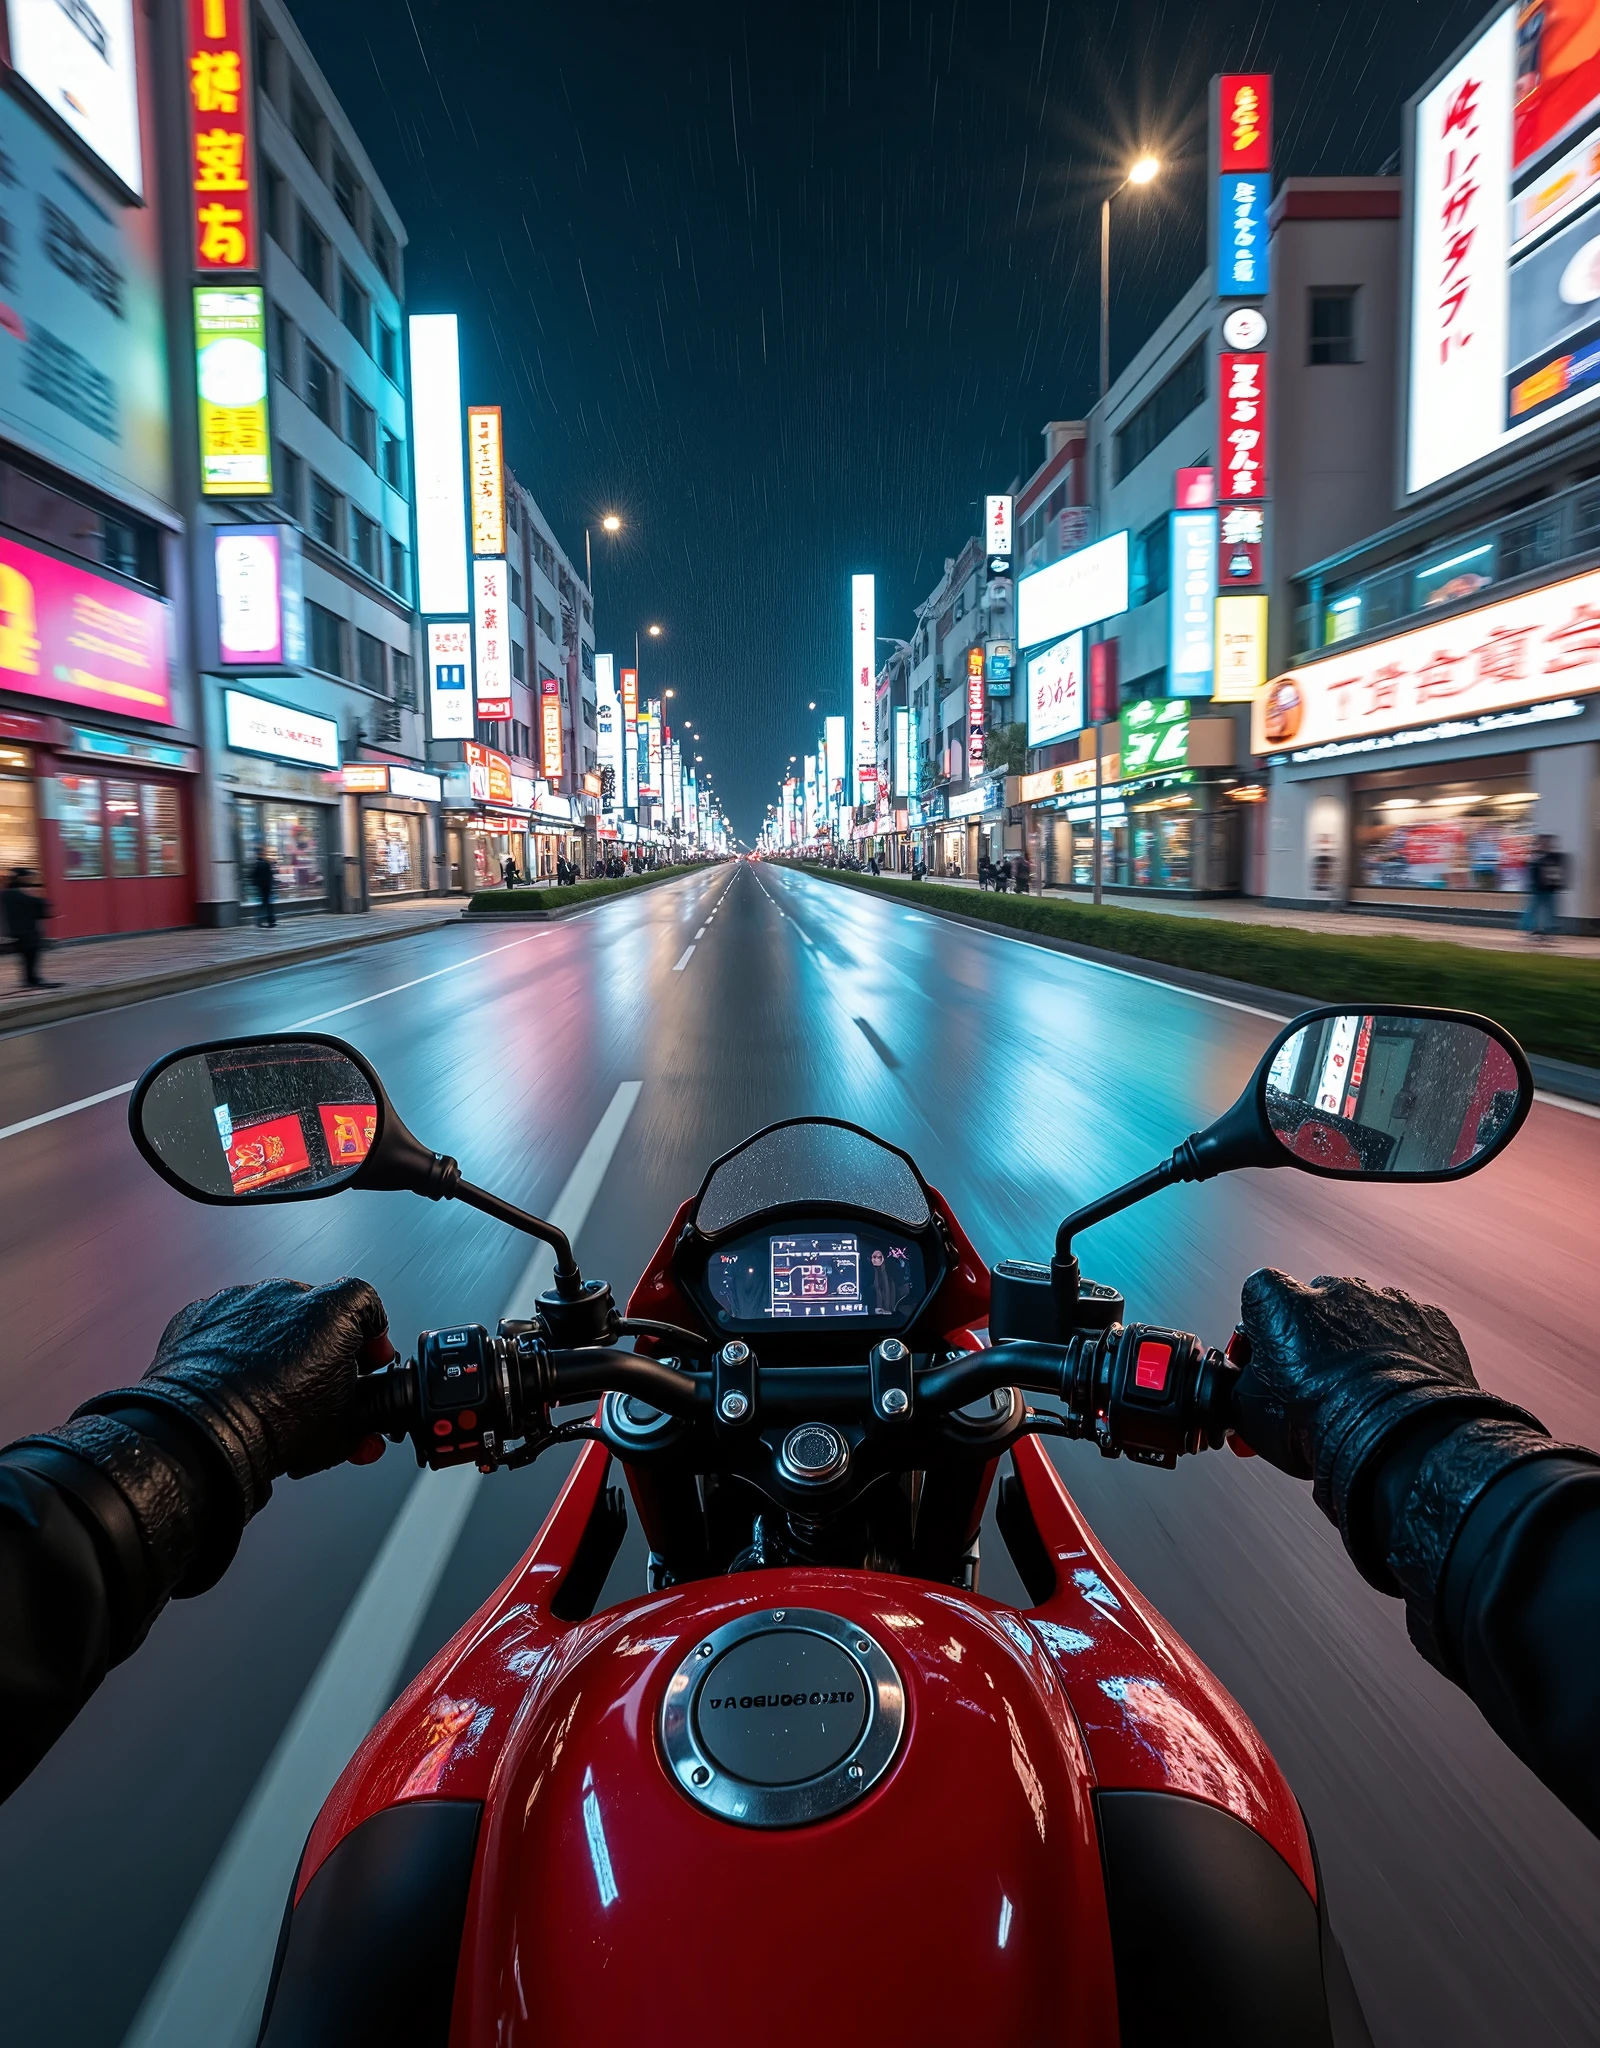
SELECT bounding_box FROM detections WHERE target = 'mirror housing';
[1208,1002,1534,1184]
[129,1033,459,1207]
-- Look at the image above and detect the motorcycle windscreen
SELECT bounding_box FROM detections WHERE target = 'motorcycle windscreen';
[696,1120,931,1235]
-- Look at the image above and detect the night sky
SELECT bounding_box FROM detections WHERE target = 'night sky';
[301,0,1485,839]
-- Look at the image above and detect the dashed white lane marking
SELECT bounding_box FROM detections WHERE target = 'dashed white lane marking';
[673,944,696,971]
[119,1078,643,2048]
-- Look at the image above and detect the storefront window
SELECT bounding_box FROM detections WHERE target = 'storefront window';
[0,771,37,874]
[364,809,421,895]
[236,799,329,903]
[141,785,185,876]
[106,780,141,877]
[1352,767,1536,893]
[56,775,104,878]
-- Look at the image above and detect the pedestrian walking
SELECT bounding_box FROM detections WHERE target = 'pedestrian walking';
[1014,851,1032,895]
[977,854,992,892]
[1,867,58,989]
[996,857,1012,894]
[249,845,277,928]
[1524,834,1567,943]
[501,854,520,888]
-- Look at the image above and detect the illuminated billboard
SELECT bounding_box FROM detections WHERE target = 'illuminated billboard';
[214,525,301,666]
[194,287,271,496]
[1255,560,1600,754]
[595,652,621,808]
[621,665,639,809]
[225,689,339,768]
[825,713,846,801]
[1017,530,1128,647]
[184,0,256,270]
[5,0,143,197]
[409,315,469,614]
[1120,699,1188,776]
[426,620,473,740]
[1026,632,1084,746]
[541,675,563,779]
[0,532,172,721]
[468,405,504,556]
[851,574,875,802]
[1169,509,1218,695]
[1406,2,1600,494]
[985,494,1013,556]
[1213,593,1269,702]
[472,557,511,718]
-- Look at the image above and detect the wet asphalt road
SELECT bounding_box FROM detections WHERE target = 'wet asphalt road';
[0,861,1597,2047]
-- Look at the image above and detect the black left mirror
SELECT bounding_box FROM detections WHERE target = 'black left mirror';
[131,1036,388,1203]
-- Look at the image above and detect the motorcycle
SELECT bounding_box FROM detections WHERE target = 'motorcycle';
[127,1002,1532,2047]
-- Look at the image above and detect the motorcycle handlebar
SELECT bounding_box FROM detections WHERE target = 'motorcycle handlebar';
[352,1323,1241,1471]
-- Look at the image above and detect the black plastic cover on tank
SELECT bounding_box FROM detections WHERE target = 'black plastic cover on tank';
[694,1629,868,1784]
[256,1799,481,2047]
[1096,1790,1373,2048]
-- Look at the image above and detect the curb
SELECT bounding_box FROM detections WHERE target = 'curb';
[0,911,463,1035]
[792,871,1600,1109]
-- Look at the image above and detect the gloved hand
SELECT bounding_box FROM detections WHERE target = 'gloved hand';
[1232,1268,1542,1588]
[78,1278,394,1526]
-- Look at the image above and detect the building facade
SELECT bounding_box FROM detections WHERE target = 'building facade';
[0,0,199,941]
[1265,11,1600,930]
[1013,178,1402,898]
[181,0,428,922]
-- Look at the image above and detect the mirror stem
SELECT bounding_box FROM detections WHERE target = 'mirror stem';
[1055,1156,1181,1258]
[452,1178,583,1293]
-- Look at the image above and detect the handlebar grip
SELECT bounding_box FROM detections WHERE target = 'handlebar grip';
[353,1363,418,1441]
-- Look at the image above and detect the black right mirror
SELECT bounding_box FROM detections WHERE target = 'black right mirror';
[1257,1006,1532,1180]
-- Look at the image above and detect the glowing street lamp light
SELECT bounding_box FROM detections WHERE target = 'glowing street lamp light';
[647,623,663,638]
[601,512,622,533]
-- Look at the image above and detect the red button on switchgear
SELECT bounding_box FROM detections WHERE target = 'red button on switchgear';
[1134,1341,1172,1394]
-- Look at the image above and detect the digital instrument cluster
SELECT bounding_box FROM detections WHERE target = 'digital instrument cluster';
[699,1219,930,1333]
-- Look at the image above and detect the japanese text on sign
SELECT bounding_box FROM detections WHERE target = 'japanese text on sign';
[1254,563,1600,753]
[967,644,986,775]
[467,406,504,556]
[541,675,563,780]
[1219,74,1272,172]
[472,557,511,719]
[1218,173,1271,295]
[1436,75,1481,366]
[186,0,257,272]
[1219,352,1267,501]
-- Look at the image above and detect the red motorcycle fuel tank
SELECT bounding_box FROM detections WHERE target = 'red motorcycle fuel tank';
[297,1439,1312,2047]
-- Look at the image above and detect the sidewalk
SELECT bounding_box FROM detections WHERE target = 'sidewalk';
[0,897,463,1034]
[901,873,1600,958]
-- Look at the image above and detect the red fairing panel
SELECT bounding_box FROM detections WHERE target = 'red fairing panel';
[1008,1433,1316,1896]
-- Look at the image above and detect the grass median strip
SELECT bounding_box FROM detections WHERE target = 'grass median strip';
[787,865,1600,1068]
[468,864,703,916]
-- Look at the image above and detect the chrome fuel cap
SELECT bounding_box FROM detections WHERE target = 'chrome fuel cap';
[660,1610,904,1827]
[777,1420,849,1484]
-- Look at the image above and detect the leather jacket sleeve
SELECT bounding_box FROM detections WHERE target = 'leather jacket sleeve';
[1371,1421,1600,1836]
[0,1403,232,1802]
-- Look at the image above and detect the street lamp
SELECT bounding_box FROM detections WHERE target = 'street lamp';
[601,512,622,534]
[1101,155,1161,399]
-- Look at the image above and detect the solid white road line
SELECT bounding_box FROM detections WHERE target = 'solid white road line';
[119,1078,643,2048]
[673,944,695,971]
[0,1081,135,1144]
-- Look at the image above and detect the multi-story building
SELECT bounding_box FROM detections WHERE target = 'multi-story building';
[1013,176,1401,897]
[177,0,427,920]
[444,471,595,887]
[0,0,198,941]
[1265,10,1600,931]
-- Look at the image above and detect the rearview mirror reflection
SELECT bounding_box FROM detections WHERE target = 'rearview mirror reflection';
[136,1040,381,1201]
[1263,1012,1526,1178]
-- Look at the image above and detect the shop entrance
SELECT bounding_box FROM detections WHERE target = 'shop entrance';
[362,809,423,897]
[234,799,331,915]
[50,770,194,937]
[1351,757,1535,905]
[0,747,37,875]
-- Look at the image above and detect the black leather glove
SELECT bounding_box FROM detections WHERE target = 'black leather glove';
[76,1275,391,1522]
[13,1279,392,1632]
[1233,1268,1544,1589]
